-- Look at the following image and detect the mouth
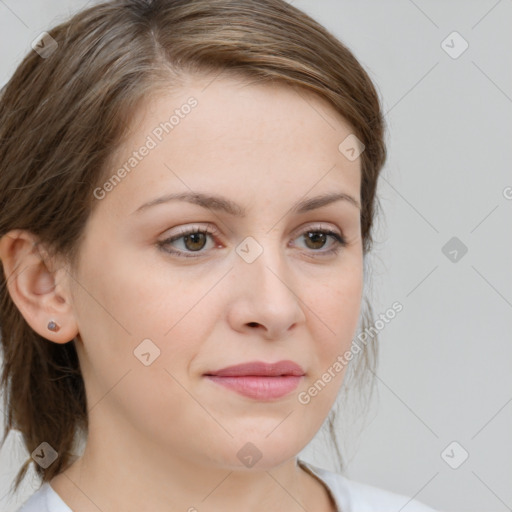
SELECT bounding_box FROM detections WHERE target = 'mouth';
[204,360,305,378]
[204,360,305,400]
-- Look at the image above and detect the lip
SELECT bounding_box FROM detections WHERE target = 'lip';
[204,360,305,400]
[205,360,305,377]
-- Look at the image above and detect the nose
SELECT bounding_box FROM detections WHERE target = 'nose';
[226,238,306,340]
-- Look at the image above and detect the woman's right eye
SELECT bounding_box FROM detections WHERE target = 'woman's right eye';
[158,226,219,258]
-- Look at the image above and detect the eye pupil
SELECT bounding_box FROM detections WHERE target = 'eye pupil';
[304,232,327,250]
[184,232,207,251]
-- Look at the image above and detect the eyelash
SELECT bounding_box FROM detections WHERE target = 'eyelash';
[158,224,347,259]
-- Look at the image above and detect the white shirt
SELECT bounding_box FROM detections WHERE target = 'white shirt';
[17,458,440,511]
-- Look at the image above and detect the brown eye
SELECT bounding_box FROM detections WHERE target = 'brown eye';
[181,232,208,251]
[293,227,347,256]
[303,231,329,250]
[158,227,218,258]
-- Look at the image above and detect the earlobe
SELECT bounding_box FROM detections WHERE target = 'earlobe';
[0,229,79,344]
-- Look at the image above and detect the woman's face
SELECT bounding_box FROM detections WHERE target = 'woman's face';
[69,74,363,470]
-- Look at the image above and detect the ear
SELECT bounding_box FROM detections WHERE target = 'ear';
[0,229,79,344]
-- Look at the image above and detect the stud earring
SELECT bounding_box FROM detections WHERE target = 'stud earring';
[47,320,60,332]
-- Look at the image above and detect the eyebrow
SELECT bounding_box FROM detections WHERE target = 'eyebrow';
[131,191,361,216]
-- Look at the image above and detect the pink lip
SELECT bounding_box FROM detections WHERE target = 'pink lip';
[204,360,305,400]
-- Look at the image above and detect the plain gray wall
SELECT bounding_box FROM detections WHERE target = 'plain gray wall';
[1,1,511,511]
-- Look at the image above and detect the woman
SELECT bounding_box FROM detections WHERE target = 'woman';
[0,1,439,510]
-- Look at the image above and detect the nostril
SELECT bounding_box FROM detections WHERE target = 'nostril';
[247,322,259,328]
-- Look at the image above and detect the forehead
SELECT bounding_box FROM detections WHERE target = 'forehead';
[127,72,357,152]
[95,74,361,219]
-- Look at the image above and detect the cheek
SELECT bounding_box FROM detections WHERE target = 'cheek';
[71,257,208,442]
[75,246,184,336]
[312,268,363,351]
[69,250,171,392]
[73,251,221,398]
[298,267,362,411]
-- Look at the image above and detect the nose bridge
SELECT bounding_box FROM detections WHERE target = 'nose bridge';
[235,232,298,308]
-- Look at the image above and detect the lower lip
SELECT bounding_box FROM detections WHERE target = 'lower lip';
[205,375,303,400]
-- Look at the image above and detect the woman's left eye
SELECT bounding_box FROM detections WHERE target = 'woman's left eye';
[158,225,347,258]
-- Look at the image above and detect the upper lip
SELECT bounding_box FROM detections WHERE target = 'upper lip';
[205,360,305,377]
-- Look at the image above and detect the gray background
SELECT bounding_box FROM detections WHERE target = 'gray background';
[0,1,511,511]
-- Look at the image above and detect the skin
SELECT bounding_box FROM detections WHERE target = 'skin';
[0,73,363,512]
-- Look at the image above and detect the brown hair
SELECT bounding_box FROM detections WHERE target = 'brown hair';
[0,0,386,496]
